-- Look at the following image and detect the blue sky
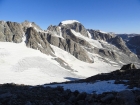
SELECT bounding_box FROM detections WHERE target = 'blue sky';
[0,0,140,33]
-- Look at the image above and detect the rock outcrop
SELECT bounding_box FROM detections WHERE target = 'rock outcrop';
[88,29,131,54]
[59,21,89,37]
[0,21,24,43]
[21,20,43,33]
[26,27,54,56]
[46,33,92,63]
[88,29,115,41]
[120,63,137,70]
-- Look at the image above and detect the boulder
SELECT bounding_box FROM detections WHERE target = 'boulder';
[101,93,115,103]
[116,90,137,105]
[120,63,137,70]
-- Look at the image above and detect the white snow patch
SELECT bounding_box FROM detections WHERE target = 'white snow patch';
[45,80,128,94]
[0,42,80,85]
[58,26,63,38]
[61,20,80,25]
[29,23,32,27]
[99,30,108,34]
[87,31,92,39]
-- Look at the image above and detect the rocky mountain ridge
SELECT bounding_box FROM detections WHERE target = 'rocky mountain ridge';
[0,20,140,69]
[117,34,140,58]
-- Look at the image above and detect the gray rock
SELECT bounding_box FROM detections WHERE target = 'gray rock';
[0,21,24,43]
[77,100,85,105]
[111,36,131,54]
[0,21,13,42]
[69,94,76,102]
[21,20,42,33]
[136,95,140,102]
[26,27,54,56]
[88,29,115,41]
[0,92,12,99]
[25,101,32,105]
[76,92,87,101]
[59,22,88,37]
[88,29,131,54]
[7,21,24,43]
[101,93,115,102]
[46,33,93,63]
[116,90,137,105]
[120,63,137,70]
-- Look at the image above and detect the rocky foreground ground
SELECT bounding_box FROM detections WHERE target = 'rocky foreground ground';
[0,64,140,105]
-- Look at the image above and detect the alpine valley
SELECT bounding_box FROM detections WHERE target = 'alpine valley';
[1,20,140,105]
[0,20,140,85]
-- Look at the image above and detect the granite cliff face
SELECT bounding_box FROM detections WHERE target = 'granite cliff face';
[0,21,24,43]
[47,21,139,67]
[117,34,140,58]
[59,21,89,37]
[88,29,131,54]
[25,27,54,56]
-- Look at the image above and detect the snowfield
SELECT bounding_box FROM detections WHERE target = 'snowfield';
[45,80,128,94]
[61,20,80,25]
[0,42,80,85]
[0,39,119,85]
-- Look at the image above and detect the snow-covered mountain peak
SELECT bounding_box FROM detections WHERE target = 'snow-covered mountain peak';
[60,20,80,25]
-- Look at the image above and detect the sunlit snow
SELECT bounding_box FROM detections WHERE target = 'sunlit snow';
[61,20,80,25]
[0,37,119,85]
[0,41,80,85]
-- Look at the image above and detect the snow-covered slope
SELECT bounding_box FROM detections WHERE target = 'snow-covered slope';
[0,39,119,85]
[51,45,119,77]
[0,41,81,85]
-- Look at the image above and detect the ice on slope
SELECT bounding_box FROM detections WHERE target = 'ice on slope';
[51,45,119,77]
[0,42,80,85]
[45,80,128,94]
[0,36,119,86]
[87,31,92,39]
[61,20,80,25]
